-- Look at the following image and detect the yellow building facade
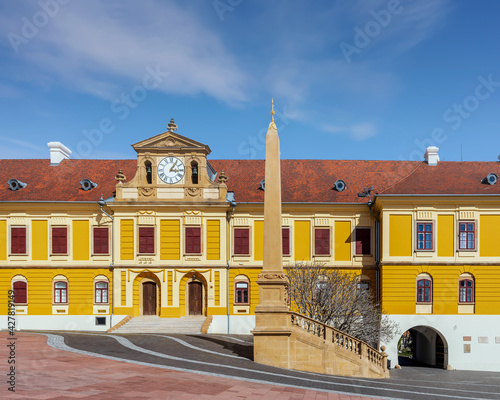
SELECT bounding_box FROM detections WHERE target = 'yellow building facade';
[2,125,500,371]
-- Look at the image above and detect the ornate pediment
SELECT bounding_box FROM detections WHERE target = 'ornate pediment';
[132,131,211,155]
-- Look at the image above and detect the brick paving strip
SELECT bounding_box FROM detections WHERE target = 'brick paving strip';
[2,332,381,400]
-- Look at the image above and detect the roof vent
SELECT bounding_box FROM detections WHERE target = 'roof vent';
[80,178,97,191]
[8,179,27,191]
[484,173,498,185]
[259,179,265,191]
[333,179,346,192]
[48,142,71,166]
[424,146,439,166]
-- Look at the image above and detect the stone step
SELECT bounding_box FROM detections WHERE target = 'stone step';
[113,316,206,334]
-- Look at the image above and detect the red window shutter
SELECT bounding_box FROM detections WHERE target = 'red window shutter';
[52,227,67,254]
[93,227,109,254]
[315,228,329,255]
[13,281,27,303]
[11,227,27,254]
[234,228,249,255]
[282,228,290,255]
[185,227,201,254]
[139,227,154,254]
[355,228,370,255]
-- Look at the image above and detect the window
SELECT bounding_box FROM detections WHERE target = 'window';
[191,161,198,185]
[54,281,68,303]
[357,275,370,291]
[185,226,201,254]
[459,278,474,303]
[52,227,68,254]
[144,160,152,184]
[12,281,27,304]
[11,226,27,254]
[417,278,432,303]
[139,227,155,254]
[282,227,290,256]
[459,222,475,250]
[235,282,249,304]
[93,227,109,254]
[354,227,371,255]
[416,222,433,250]
[95,281,109,304]
[234,228,249,255]
[314,228,330,255]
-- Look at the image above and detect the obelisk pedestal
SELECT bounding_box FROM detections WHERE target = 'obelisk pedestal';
[252,102,291,368]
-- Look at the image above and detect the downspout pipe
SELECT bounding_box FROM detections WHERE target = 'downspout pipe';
[98,196,115,330]
[226,192,236,334]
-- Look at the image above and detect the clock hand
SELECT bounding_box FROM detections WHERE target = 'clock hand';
[169,160,178,172]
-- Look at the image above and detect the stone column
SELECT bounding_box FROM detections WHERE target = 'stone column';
[252,103,291,368]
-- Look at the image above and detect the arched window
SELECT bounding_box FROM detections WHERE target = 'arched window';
[417,275,432,303]
[12,281,27,304]
[459,274,474,303]
[234,275,250,304]
[95,281,109,304]
[191,161,198,185]
[145,160,152,184]
[54,281,68,304]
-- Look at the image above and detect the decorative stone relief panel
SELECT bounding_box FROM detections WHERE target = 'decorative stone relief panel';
[233,218,249,226]
[314,217,330,226]
[417,211,433,220]
[138,211,156,225]
[459,211,476,220]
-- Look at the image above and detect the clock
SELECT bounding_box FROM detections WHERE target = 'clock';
[157,156,185,184]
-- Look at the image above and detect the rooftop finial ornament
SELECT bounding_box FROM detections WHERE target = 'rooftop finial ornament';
[269,98,277,130]
[167,118,178,132]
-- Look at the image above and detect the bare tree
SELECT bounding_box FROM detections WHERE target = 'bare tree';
[285,263,398,348]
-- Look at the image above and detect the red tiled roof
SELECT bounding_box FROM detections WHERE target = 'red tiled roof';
[1,159,500,203]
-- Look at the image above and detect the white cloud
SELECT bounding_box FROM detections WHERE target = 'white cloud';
[322,122,378,141]
[2,0,248,104]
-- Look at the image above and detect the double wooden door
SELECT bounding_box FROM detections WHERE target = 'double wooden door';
[188,281,203,315]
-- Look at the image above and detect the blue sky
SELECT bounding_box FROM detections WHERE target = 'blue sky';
[1,0,499,162]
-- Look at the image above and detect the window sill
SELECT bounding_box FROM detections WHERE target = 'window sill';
[415,251,434,257]
[313,254,331,257]
[416,303,432,314]
[458,304,475,314]
[457,250,477,256]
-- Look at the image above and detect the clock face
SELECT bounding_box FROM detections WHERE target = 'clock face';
[157,156,185,184]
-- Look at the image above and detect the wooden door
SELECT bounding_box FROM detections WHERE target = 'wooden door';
[435,334,445,368]
[143,282,156,315]
[188,281,202,315]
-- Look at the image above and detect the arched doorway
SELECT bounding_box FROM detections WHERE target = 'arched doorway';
[188,281,203,315]
[398,326,448,368]
[142,281,157,315]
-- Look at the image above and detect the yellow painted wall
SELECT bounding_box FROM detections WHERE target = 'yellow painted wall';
[294,221,311,261]
[334,221,351,261]
[389,215,412,257]
[160,220,180,260]
[120,219,134,260]
[381,264,500,315]
[437,215,454,257]
[0,268,112,315]
[480,215,500,257]
[73,220,89,261]
[214,271,220,306]
[32,220,48,260]
[121,271,126,306]
[254,220,264,261]
[0,220,6,260]
[206,220,220,260]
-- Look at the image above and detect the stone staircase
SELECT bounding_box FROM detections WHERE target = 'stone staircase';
[111,315,207,334]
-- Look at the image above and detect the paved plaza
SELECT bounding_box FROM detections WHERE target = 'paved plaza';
[2,331,500,399]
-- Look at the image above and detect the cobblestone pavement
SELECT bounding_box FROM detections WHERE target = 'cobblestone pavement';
[3,331,500,399]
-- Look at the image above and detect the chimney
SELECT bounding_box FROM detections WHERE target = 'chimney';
[48,142,71,166]
[424,146,439,166]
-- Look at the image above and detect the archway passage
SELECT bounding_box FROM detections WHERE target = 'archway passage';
[188,281,203,315]
[142,282,157,315]
[398,326,448,369]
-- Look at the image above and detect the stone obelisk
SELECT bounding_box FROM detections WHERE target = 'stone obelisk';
[252,100,291,368]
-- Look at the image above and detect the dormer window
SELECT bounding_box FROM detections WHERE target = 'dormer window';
[191,161,198,185]
[145,161,152,184]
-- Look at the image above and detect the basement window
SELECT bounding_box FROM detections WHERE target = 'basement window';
[95,317,106,326]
